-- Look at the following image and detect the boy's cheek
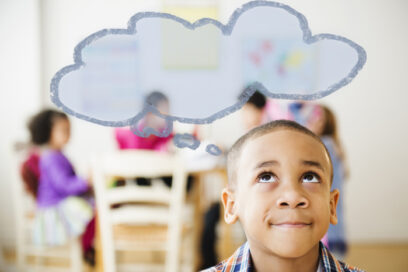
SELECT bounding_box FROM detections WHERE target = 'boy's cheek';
[254,182,279,193]
[303,182,328,194]
[238,184,276,208]
[305,184,332,205]
[239,194,273,221]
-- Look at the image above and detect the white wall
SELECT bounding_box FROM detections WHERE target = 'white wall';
[1,0,407,246]
[0,0,42,246]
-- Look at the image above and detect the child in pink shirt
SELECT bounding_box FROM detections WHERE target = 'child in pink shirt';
[115,91,173,152]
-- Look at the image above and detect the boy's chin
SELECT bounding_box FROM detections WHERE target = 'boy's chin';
[265,239,319,259]
[274,246,312,259]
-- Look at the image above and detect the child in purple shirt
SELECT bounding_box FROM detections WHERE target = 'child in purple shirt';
[27,109,93,261]
[37,150,89,207]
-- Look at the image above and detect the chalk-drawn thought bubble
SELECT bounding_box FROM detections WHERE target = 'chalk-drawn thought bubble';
[51,1,366,154]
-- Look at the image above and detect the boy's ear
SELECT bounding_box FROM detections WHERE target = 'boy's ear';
[221,188,239,225]
[329,189,340,225]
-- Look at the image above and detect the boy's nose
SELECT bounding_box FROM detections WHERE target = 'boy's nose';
[276,189,309,209]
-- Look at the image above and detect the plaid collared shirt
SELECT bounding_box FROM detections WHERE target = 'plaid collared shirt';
[202,242,364,272]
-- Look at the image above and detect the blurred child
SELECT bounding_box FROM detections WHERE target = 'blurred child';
[287,101,322,127]
[240,90,267,130]
[114,91,196,189]
[240,89,322,129]
[309,105,348,260]
[115,91,173,152]
[27,109,94,263]
[114,91,175,186]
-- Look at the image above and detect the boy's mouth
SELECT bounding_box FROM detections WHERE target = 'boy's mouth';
[269,221,312,228]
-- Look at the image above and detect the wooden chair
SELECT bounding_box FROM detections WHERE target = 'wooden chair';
[92,150,195,272]
[0,241,8,272]
[12,144,82,272]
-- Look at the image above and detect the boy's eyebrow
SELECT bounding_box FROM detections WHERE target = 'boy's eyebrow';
[254,160,279,170]
[253,160,328,172]
[301,160,326,172]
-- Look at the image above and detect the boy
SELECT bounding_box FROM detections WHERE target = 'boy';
[204,120,363,272]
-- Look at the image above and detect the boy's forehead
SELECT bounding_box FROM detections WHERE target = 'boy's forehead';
[237,129,331,171]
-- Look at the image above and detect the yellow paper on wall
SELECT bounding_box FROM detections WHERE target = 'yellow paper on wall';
[163,6,218,22]
[162,6,219,69]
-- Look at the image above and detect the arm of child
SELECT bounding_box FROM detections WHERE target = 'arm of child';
[42,153,90,197]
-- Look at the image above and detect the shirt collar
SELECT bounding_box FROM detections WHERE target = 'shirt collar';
[319,242,346,272]
[228,241,345,272]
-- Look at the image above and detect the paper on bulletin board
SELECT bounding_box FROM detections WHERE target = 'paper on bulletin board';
[162,6,220,69]
[243,38,319,93]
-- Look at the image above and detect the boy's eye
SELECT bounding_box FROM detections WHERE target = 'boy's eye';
[302,172,320,183]
[258,172,277,183]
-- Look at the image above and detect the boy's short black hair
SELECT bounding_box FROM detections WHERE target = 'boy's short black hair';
[239,88,267,109]
[28,109,68,145]
[227,120,333,190]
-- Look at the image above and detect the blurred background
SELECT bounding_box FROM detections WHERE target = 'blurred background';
[1,0,408,271]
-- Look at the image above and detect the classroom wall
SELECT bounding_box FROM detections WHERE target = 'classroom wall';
[1,0,407,247]
[0,0,42,247]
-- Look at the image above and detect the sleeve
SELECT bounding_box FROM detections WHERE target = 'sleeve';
[115,128,127,149]
[154,133,173,152]
[115,127,144,150]
[42,154,89,197]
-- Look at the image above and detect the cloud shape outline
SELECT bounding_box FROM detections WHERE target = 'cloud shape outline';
[50,0,367,129]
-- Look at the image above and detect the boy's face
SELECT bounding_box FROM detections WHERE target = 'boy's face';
[223,129,339,258]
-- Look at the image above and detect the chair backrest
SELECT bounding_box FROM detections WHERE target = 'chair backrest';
[11,143,37,270]
[92,150,188,272]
